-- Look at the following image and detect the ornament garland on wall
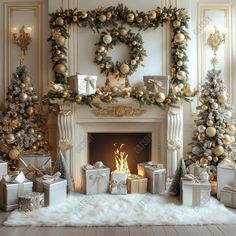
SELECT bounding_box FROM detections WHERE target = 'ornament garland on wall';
[45,4,193,110]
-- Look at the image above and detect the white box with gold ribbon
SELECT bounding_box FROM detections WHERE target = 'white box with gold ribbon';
[82,166,110,195]
[110,172,127,195]
[137,162,163,177]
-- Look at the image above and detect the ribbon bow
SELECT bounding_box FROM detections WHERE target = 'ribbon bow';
[112,180,126,191]
[84,77,95,94]
[2,171,27,184]
[219,158,236,169]
[148,79,165,93]
[40,172,61,183]
[89,173,106,183]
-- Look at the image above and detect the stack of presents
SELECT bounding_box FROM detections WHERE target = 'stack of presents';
[0,154,67,212]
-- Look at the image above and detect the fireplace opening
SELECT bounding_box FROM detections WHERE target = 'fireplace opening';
[88,133,152,174]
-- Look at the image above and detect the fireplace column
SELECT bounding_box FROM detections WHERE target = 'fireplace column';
[167,106,183,177]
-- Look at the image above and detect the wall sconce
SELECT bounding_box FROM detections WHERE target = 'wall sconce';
[11,26,32,56]
[207,25,227,68]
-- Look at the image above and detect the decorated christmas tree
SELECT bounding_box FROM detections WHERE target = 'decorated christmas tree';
[188,26,236,179]
[0,65,48,170]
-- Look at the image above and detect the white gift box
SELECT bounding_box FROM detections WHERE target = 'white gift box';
[217,160,236,199]
[68,74,97,95]
[144,166,166,194]
[82,166,110,195]
[143,76,170,95]
[137,161,163,177]
[110,173,127,194]
[187,163,203,176]
[181,179,211,207]
[35,175,67,206]
[220,186,236,208]
[127,174,148,193]
[0,161,7,180]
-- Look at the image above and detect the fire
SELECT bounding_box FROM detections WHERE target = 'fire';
[113,143,130,175]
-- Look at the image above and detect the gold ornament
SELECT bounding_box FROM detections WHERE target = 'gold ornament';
[226,124,236,133]
[213,145,224,157]
[19,93,28,102]
[177,61,183,67]
[9,149,20,160]
[222,134,231,144]
[176,70,186,80]
[127,13,135,22]
[205,127,216,137]
[165,98,172,104]
[11,111,18,118]
[119,28,127,36]
[81,11,88,19]
[6,134,15,144]
[55,36,65,46]
[72,15,78,22]
[28,128,35,134]
[201,105,208,111]
[183,84,194,96]
[200,157,209,165]
[98,45,105,53]
[207,120,214,127]
[178,53,184,58]
[119,64,130,74]
[148,10,157,20]
[99,14,107,22]
[122,91,130,98]
[75,95,82,103]
[155,92,166,103]
[225,111,232,118]
[22,75,31,84]
[37,133,43,140]
[26,106,34,116]
[0,142,10,153]
[32,145,37,151]
[106,12,112,18]
[61,90,69,98]
[217,93,227,103]
[55,17,64,26]
[174,33,185,43]
[211,102,219,110]
[173,20,181,28]
[54,64,66,74]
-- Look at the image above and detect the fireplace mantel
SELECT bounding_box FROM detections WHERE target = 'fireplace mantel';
[57,99,183,191]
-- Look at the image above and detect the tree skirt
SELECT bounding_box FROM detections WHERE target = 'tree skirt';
[4,193,236,226]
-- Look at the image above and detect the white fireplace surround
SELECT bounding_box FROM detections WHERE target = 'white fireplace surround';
[58,99,183,191]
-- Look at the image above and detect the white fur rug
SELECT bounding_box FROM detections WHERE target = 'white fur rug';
[4,193,236,226]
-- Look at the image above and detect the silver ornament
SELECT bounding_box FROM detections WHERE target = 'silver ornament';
[102,34,112,44]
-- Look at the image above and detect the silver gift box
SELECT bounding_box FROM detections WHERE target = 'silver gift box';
[35,177,67,206]
[144,166,166,194]
[220,187,236,208]
[143,76,170,95]
[82,166,110,195]
[110,172,127,195]
[0,161,7,180]
[137,161,163,177]
[0,180,33,211]
[18,192,44,211]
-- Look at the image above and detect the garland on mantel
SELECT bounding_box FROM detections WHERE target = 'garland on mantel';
[44,4,195,110]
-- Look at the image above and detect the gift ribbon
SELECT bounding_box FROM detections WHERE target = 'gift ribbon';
[89,172,106,192]
[39,172,61,184]
[84,77,95,94]
[111,180,126,192]
[148,79,165,93]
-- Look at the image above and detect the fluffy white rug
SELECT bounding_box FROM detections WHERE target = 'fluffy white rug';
[4,193,236,226]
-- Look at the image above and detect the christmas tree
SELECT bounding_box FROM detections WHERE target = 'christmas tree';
[188,26,236,178]
[0,65,48,170]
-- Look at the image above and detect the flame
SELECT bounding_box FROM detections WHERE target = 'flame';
[113,143,130,175]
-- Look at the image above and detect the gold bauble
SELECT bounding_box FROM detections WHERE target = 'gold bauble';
[119,28,128,36]
[176,70,186,80]
[28,128,35,134]
[222,134,232,145]
[173,20,181,28]
[37,133,43,140]
[0,142,10,153]
[72,15,78,22]
[9,149,20,160]
[98,45,105,53]
[177,61,183,67]
[26,106,34,116]
[155,92,166,103]
[200,157,208,165]
[55,36,65,46]
[55,17,64,26]
[119,64,130,74]
[205,127,217,137]
[217,92,227,103]
[127,13,135,22]
[32,145,37,151]
[106,12,112,18]
[227,124,236,133]
[107,96,112,102]
[19,93,28,102]
[75,95,82,103]
[99,14,106,22]
[6,134,15,144]
[22,75,31,84]
[123,91,130,98]
[61,90,69,98]
[174,33,185,43]
[81,11,88,19]
[201,105,208,111]
[11,111,18,117]
[54,64,66,74]
[206,120,214,127]
[183,84,194,96]
[148,10,157,20]
[165,98,172,103]
[213,145,224,157]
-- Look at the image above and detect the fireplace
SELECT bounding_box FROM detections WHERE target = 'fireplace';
[57,99,183,191]
[88,133,152,174]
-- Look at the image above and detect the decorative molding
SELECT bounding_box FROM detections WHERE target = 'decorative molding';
[91,106,146,117]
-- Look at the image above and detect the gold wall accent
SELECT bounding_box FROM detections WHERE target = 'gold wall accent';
[91,106,146,117]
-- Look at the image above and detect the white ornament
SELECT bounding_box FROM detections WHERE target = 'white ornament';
[103,34,112,44]
[211,102,219,110]
[209,98,214,103]
[198,125,206,133]
[225,111,232,118]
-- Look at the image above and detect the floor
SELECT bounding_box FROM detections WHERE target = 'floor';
[0,211,236,236]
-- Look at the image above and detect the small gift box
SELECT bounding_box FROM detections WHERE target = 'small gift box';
[220,186,236,208]
[143,76,170,95]
[144,166,166,194]
[0,161,7,180]
[217,159,236,199]
[137,161,163,177]
[68,74,97,95]
[35,172,67,206]
[0,172,33,211]
[181,175,211,207]
[187,162,204,177]
[110,172,127,194]
[127,174,147,193]
[18,192,44,212]
[82,162,110,195]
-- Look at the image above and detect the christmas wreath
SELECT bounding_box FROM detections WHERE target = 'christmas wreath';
[94,27,146,78]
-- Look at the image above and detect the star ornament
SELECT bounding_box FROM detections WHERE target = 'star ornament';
[210,57,218,66]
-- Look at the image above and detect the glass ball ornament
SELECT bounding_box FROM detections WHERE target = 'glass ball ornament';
[198,125,206,133]
[19,93,28,102]
[9,148,20,160]
[173,20,181,28]
[209,98,214,103]
[55,17,64,26]
[148,10,157,20]
[201,105,208,111]
[208,156,213,161]
[6,134,15,144]
[28,128,35,134]
[98,45,105,53]
[22,75,32,85]
[206,120,214,127]
[192,146,201,155]
[213,156,219,162]
[119,64,130,74]
[174,33,185,43]
[217,92,227,103]
[127,13,135,22]
[222,134,232,144]
[176,70,186,80]
[211,102,219,110]
[213,145,224,156]
[205,127,217,137]
[155,92,166,103]
[227,124,236,133]
[103,34,112,44]
[225,111,232,118]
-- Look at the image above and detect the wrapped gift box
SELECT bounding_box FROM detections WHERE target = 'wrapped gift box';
[35,174,67,206]
[143,76,170,95]
[82,165,110,195]
[181,179,211,207]
[137,161,163,177]
[68,74,97,95]
[18,192,44,212]
[144,166,166,194]
[0,172,33,211]
[217,160,236,199]
[0,161,7,180]
[127,174,147,193]
[220,186,236,208]
[187,163,204,177]
[110,172,127,194]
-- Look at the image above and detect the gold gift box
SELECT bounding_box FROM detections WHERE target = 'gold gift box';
[127,174,148,193]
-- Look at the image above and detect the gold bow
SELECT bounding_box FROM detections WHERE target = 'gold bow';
[111,180,126,191]
[84,77,95,94]
[148,79,164,93]
[40,172,61,183]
